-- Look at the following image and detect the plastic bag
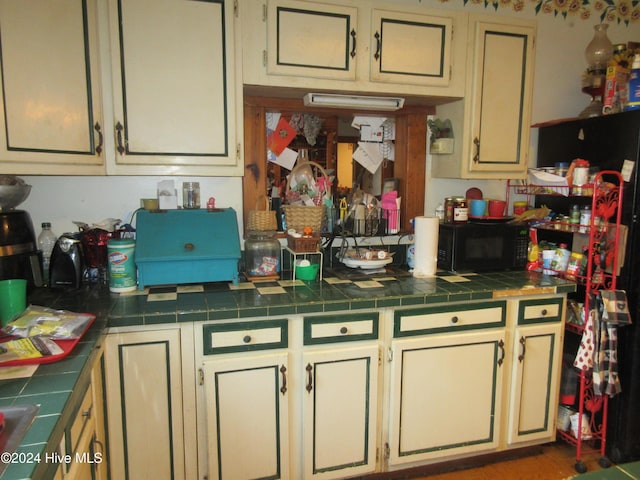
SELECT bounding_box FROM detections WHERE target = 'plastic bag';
[2,305,95,340]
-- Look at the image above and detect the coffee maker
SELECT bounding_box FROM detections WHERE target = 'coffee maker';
[0,210,44,290]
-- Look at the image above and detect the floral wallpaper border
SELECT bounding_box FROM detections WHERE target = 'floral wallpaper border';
[436,0,639,25]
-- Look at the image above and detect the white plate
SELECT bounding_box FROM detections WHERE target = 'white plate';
[341,257,393,269]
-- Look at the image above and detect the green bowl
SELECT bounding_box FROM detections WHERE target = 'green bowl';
[295,264,319,281]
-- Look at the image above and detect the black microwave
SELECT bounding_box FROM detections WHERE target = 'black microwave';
[437,222,529,273]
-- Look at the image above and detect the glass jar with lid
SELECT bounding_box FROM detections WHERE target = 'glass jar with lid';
[244,231,280,279]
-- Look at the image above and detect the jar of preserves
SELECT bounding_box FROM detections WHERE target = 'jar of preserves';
[244,231,280,278]
[452,197,468,223]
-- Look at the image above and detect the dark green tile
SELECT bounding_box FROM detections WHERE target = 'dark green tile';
[297,303,324,314]
[239,307,268,318]
[208,309,238,320]
[145,313,177,325]
[108,315,144,327]
[377,297,401,307]
[1,442,44,478]
[18,391,71,416]
[351,300,375,310]
[323,301,351,312]
[424,293,448,304]
[401,295,426,306]
[22,372,78,396]
[269,305,296,316]
[0,378,29,399]
[21,414,59,445]
[34,354,87,376]
[471,290,494,300]
[449,292,472,302]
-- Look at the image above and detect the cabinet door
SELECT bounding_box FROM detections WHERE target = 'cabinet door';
[106,0,241,174]
[370,9,452,87]
[507,311,563,445]
[467,19,535,174]
[0,0,104,175]
[104,329,186,480]
[302,345,379,479]
[266,0,357,81]
[389,329,505,465]
[202,352,290,480]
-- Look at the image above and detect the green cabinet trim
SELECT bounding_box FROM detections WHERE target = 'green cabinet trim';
[202,319,289,354]
[303,312,380,345]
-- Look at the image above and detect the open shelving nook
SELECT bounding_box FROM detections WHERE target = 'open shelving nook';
[508,170,624,473]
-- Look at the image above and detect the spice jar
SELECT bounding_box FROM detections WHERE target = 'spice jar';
[182,182,200,209]
[244,231,280,278]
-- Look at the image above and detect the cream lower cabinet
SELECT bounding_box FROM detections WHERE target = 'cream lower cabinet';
[300,313,380,479]
[197,319,290,480]
[388,301,507,466]
[104,327,191,480]
[505,297,564,447]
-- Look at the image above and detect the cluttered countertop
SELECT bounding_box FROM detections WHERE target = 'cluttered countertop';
[0,269,576,479]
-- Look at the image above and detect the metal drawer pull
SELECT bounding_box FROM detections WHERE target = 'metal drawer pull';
[473,137,480,163]
[497,339,505,366]
[350,29,357,58]
[541,309,548,316]
[184,243,195,251]
[115,121,125,155]
[94,122,103,155]
[340,326,348,334]
[518,336,526,362]
[305,363,313,393]
[280,365,287,395]
[374,31,381,60]
[243,335,251,344]
[451,316,459,324]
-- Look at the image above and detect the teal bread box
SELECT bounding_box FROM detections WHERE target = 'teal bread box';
[135,208,241,289]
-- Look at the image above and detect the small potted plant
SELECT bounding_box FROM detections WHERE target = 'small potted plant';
[427,118,454,154]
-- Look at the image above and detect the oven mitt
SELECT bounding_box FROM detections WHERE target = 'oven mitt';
[600,290,632,325]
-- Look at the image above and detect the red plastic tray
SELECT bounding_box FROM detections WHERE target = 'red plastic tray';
[0,315,95,367]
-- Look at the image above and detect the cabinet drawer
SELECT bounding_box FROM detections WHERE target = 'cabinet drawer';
[517,297,563,325]
[67,383,93,456]
[303,313,379,345]
[394,301,506,337]
[203,319,288,355]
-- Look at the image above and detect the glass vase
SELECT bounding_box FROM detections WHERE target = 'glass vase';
[579,24,613,118]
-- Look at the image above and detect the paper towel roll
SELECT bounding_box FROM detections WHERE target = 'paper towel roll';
[413,216,439,277]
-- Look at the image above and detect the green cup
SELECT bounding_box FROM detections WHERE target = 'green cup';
[0,279,27,326]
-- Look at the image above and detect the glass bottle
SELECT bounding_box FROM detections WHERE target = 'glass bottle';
[37,222,57,285]
[244,231,280,278]
[585,24,613,71]
[580,24,613,118]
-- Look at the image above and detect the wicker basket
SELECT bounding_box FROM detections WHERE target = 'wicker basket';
[282,204,325,233]
[246,195,277,232]
[287,234,320,252]
[283,161,329,233]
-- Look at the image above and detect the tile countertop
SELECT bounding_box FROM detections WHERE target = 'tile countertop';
[0,269,575,479]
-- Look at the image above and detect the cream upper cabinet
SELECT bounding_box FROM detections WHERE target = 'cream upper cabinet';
[369,9,452,87]
[103,0,242,175]
[432,15,536,179]
[242,0,466,98]
[0,0,105,175]
[266,0,358,81]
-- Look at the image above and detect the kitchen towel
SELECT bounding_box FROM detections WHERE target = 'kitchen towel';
[412,216,439,277]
